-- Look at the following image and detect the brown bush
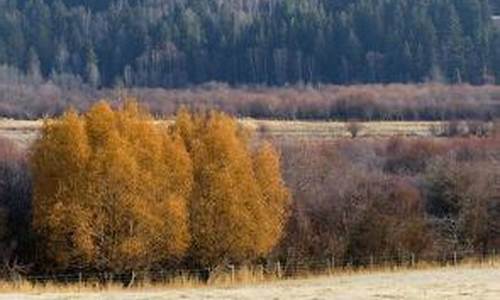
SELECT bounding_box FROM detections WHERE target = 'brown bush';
[345,121,363,138]
[384,138,448,174]
[1,83,500,121]
[0,138,32,271]
[277,134,499,265]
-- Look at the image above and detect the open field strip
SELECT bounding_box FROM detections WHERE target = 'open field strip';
[241,119,442,139]
[0,264,499,300]
[0,119,444,148]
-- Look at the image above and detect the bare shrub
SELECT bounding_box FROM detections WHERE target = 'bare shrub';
[441,120,462,137]
[345,121,363,138]
[493,119,500,139]
[466,121,490,137]
[1,82,500,121]
[276,135,500,265]
[429,123,443,137]
[0,138,32,273]
[384,138,447,174]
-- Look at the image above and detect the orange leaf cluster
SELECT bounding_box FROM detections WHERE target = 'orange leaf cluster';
[31,101,289,271]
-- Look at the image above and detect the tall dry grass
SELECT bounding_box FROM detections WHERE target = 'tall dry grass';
[0,256,498,294]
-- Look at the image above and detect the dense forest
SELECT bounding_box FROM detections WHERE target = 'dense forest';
[493,0,500,13]
[1,0,500,88]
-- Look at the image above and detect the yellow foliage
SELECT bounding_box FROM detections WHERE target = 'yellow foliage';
[31,110,90,268]
[253,142,290,254]
[175,110,290,267]
[31,100,192,272]
[31,101,289,271]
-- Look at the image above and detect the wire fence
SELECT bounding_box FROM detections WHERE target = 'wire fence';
[7,248,498,286]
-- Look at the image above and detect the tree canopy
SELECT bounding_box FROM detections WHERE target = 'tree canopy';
[30,101,289,271]
[31,101,192,271]
[174,109,289,267]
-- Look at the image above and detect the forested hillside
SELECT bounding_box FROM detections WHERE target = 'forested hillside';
[492,0,500,13]
[1,0,500,88]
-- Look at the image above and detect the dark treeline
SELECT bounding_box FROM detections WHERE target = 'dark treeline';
[493,0,500,13]
[1,0,500,88]
[1,125,499,277]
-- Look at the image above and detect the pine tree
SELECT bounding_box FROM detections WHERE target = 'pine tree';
[439,4,466,83]
[27,48,42,84]
[85,46,100,88]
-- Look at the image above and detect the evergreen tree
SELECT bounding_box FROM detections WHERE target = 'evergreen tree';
[85,47,100,88]
[27,47,42,84]
[0,0,496,86]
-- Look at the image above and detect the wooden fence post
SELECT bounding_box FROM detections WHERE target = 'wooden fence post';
[229,265,235,284]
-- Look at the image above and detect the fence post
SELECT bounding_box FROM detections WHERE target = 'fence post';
[453,251,457,266]
[127,271,136,288]
[411,253,415,268]
[276,261,282,279]
[332,255,335,270]
[370,255,374,268]
[229,265,235,284]
[77,272,82,292]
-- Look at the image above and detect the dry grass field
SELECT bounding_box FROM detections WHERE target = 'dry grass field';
[0,119,446,148]
[0,264,499,299]
[0,119,41,147]
[242,119,443,139]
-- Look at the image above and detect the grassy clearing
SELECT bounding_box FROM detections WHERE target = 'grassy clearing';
[0,119,41,148]
[243,119,442,139]
[0,118,445,149]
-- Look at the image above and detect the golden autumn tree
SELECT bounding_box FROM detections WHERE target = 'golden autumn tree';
[31,100,192,272]
[173,110,290,268]
[252,142,290,255]
[31,109,90,268]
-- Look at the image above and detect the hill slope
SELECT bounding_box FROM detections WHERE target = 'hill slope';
[1,0,499,87]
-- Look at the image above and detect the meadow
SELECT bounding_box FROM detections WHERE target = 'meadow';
[0,118,455,148]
